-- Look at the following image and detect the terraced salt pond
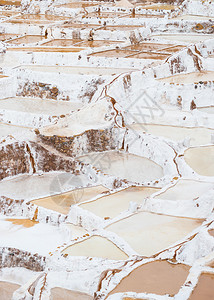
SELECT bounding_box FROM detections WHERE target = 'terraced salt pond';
[129,124,214,146]
[18,65,136,75]
[152,34,214,43]
[108,260,190,296]
[42,39,122,48]
[184,146,214,176]
[198,106,214,114]
[7,35,46,45]
[0,123,33,139]
[0,281,20,300]
[189,273,214,300]
[154,179,214,201]
[0,218,66,255]
[51,288,93,300]
[0,97,83,116]
[80,186,160,219]
[172,14,214,21]
[106,212,202,256]
[0,173,91,201]
[158,71,214,84]
[62,236,128,260]
[78,151,164,183]
[31,185,109,215]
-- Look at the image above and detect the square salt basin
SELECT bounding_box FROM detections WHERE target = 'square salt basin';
[154,179,214,201]
[62,236,128,260]
[184,146,214,177]
[77,151,163,183]
[51,288,93,300]
[106,212,202,256]
[80,186,160,219]
[108,260,190,297]
[31,185,109,215]
[129,124,214,147]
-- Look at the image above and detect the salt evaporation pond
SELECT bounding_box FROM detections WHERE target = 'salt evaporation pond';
[189,273,214,300]
[108,260,190,296]
[62,236,128,260]
[51,288,93,300]
[78,151,164,183]
[80,186,159,219]
[184,146,214,176]
[106,212,202,256]
[154,179,214,201]
[0,281,20,300]
[129,124,214,147]
[31,185,109,215]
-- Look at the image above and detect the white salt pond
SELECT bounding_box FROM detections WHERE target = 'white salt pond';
[198,106,214,114]
[154,179,214,201]
[129,124,214,147]
[0,173,91,201]
[78,151,164,183]
[31,185,109,215]
[184,146,214,176]
[80,186,160,219]
[106,212,202,256]
[172,14,214,21]
[0,123,34,139]
[152,34,214,43]
[158,71,214,84]
[0,218,67,255]
[19,65,138,76]
[0,97,83,115]
[62,236,128,260]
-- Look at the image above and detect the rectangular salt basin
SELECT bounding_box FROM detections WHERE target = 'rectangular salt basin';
[51,288,93,300]
[106,212,202,256]
[7,35,46,45]
[31,185,109,215]
[152,34,214,43]
[78,151,163,183]
[8,47,85,53]
[129,124,214,147]
[109,260,190,297]
[0,173,90,201]
[0,123,33,139]
[42,39,122,48]
[62,236,128,260]
[158,71,214,83]
[172,14,214,21]
[8,14,68,24]
[18,65,137,75]
[154,179,214,201]
[0,97,83,115]
[80,186,160,219]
